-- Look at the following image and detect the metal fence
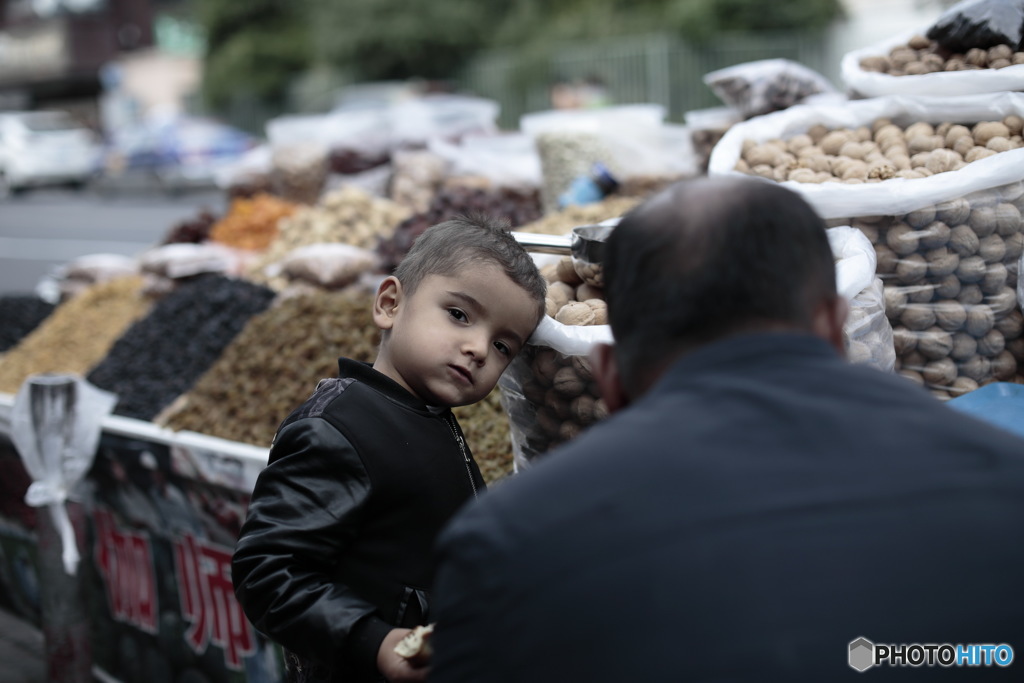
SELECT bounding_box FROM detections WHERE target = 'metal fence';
[458,30,832,129]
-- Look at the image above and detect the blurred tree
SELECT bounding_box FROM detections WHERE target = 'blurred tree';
[196,0,313,111]
[306,0,514,82]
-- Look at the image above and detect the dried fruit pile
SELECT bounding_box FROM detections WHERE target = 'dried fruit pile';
[209,193,300,251]
[0,295,56,353]
[86,274,276,420]
[0,277,151,394]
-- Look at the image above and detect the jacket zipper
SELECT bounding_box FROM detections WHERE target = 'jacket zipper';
[444,414,478,500]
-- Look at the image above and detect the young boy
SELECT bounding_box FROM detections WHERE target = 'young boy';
[232,216,547,683]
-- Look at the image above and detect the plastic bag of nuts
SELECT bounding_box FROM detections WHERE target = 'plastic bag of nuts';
[709,92,1024,399]
[500,228,895,468]
[841,27,1024,98]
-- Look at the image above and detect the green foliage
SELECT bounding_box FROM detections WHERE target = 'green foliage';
[196,0,313,111]
[666,0,845,41]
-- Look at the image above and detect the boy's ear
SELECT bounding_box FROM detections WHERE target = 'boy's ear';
[373,276,403,330]
[589,342,629,415]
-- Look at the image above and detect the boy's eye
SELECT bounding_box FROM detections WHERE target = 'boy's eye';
[448,308,468,322]
[494,341,512,357]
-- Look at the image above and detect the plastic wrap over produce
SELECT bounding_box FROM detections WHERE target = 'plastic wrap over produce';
[500,227,893,470]
[709,92,1024,399]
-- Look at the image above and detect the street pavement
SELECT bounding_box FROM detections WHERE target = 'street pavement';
[0,607,44,683]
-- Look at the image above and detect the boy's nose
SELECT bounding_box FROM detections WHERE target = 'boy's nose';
[462,333,488,364]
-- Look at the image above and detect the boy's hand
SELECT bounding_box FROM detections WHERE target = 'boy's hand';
[379,628,430,682]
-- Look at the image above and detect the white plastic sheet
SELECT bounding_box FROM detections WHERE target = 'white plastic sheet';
[11,375,117,575]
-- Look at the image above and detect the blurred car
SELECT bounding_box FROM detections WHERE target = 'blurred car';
[0,110,102,197]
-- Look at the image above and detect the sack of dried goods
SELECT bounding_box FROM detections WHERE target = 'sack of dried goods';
[710,92,1024,399]
[842,25,1024,98]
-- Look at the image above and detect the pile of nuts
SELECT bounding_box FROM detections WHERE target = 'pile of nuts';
[859,35,1024,76]
[825,181,1024,399]
[247,186,411,288]
[0,295,56,353]
[735,116,1024,184]
[0,277,152,395]
[389,150,449,214]
[501,255,611,463]
[209,193,300,251]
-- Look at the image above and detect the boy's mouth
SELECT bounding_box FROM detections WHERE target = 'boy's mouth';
[449,364,473,384]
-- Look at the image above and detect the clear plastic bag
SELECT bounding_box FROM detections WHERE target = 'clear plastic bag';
[704,58,838,119]
[709,92,1024,398]
[271,243,380,290]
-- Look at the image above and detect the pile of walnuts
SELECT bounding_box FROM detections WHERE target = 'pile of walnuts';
[828,182,1024,400]
[501,255,610,463]
[859,35,1024,77]
[735,116,1024,184]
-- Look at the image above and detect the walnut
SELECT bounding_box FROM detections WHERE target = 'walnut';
[968,206,997,237]
[958,355,992,383]
[807,124,830,144]
[575,283,603,302]
[987,137,1014,153]
[988,287,1018,318]
[957,283,984,306]
[947,376,979,398]
[900,303,936,331]
[874,244,899,274]
[952,135,976,158]
[788,168,820,183]
[860,55,891,72]
[956,255,987,283]
[558,420,582,442]
[584,298,608,325]
[786,134,814,154]
[570,354,594,381]
[965,146,998,163]
[905,207,937,230]
[546,281,575,312]
[934,273,961,299]
[910,135,946,156]
[899,369,925,386]
[932,299,967,331]
[991,350,1018,380]
[896,253,928,283]
[994,203,1021,236]
[886,223,920,255]
[555,301,596,326]
[814,130,848,156]
[980,262,1009,294]
[904,283,936,303]
[904,122,935,139]
[917,326,954,359]
[545,389,572,420]
[555,256,583,286]
[926,148,963,174]
[978,234,1007,264]
[922,357,957,386]
[533,348,560,386]
[944,124,972,148]
[950,332,978,360]
[989,44,1014,62]
[893,327,917,354]
[977,329,1006,357]
[1005,115,1024,136]
[885,287,908,319]
[973,121,1010,146]
[552,366,586,398]
[902,350,927,370]
[839,140,876,160]
[947,224,980,256]
[743,142,785,167]
[995,309,1024,339]
[570,394,598,426]
[936,198,971,225]
[925,247,959,277]
[1003,232,1024,260]
[965,305,996,337]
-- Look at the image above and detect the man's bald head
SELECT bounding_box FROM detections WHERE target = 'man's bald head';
[603,176,840,396]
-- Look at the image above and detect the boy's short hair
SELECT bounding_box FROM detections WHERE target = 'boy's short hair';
[394,214,548,322]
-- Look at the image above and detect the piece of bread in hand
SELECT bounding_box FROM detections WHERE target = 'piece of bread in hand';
[394,624,435,665]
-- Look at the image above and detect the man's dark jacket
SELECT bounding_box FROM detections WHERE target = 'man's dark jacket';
[429,333,1024,682]
[233,359,483,683]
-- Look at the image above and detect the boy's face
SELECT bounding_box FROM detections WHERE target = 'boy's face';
[372,262,540,407]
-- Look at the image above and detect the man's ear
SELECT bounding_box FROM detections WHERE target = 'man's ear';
[812,295,849,358]
[589,342,630,414]
[373,276,403,331]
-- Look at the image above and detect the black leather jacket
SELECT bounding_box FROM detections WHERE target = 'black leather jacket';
[233,359,484,682]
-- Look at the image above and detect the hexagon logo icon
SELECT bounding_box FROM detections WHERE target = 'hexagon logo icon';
[849,637,875,672]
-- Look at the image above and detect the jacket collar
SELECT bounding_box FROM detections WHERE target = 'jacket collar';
[336,357,446,415]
